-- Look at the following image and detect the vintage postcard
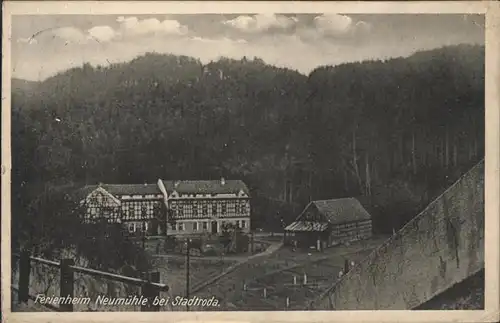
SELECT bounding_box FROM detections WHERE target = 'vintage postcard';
[2,1,499,323]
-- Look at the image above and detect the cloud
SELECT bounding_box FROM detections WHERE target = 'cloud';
[354,21,372,34]
[313,14,353,36]
[48,17,187,46]
[222,14,298,33]
[52,27,88,44]
[116,16,188,37]
[312,14,371,38]
[88,25,116,42]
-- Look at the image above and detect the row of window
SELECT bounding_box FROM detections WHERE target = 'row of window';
[85,199,250,222]
[121,201,162,219]
[121,194,163,200]
[170,201,249,218]
[170,192,247,198]
[170,219,248,231]
[88,193,112,206]
[127,222,149,233]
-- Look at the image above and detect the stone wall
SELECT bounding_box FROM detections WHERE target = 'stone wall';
[309,160,484,310]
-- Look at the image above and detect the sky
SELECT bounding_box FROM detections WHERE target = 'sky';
[11,14,485,81]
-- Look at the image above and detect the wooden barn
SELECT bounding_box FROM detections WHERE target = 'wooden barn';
[284,198,372,250]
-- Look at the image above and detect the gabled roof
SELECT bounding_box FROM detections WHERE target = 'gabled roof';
[160,180,249,195]
[297,198,371,225]
[84,186,122,205]
[75,183,161,200]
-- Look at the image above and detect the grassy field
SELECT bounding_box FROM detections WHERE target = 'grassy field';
[191,236,389,311]
[151,256,237,298]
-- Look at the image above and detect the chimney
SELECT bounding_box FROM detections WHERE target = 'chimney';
[220,177,226,186]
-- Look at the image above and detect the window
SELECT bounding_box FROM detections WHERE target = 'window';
[102,209,111,218]
[212,203,217,215]
[241,220,247,228]
[202,222,208,230]
[193,222,198,231]
[232,201,237,213]
[128,223,136,233]
[193,204,198,217]
[177,222,185,231]
[202,203,208,216]
[184,205,191,218]
[221,203,227,215]
[122,204,130,217]
[134,204,141,218]
[141,222,148,232]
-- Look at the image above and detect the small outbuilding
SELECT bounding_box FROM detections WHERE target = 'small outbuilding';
[284,198,372,250]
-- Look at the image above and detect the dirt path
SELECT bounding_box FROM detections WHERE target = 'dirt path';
[188,241,284,293]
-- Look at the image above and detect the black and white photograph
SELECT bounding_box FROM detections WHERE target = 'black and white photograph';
[2,1,499,321]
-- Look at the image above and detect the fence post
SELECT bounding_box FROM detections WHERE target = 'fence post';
[18,250,31,303]
[60,258,75,312]
[344,258,349,273]
[141,272,160,312]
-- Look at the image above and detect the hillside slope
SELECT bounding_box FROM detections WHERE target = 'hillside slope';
[11,44,485,253]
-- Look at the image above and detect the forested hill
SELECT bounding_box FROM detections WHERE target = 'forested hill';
[12,44,485,235]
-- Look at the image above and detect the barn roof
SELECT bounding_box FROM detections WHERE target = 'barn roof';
[284,221,329,232]
[312,198,371,224]
[160,179,249,195]
[296,197,371,225]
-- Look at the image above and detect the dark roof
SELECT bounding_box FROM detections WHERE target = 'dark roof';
[77,183,162,198]
[161,180,249,195]
[299,198,371,225]
[101,184,162,195]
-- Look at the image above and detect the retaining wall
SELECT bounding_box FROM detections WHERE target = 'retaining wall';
[309,160,485,310]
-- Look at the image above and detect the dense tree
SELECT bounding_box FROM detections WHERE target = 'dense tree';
[11,44,485,255]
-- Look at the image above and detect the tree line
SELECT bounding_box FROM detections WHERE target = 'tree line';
[11,44,485,268]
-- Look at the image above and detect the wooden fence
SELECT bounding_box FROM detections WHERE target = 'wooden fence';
[12,250,169,312]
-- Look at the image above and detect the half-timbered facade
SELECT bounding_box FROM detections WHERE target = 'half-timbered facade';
[78,183,166,236]
[284,198,372,250]
[158,178,251,236]
[77,178,251,237]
